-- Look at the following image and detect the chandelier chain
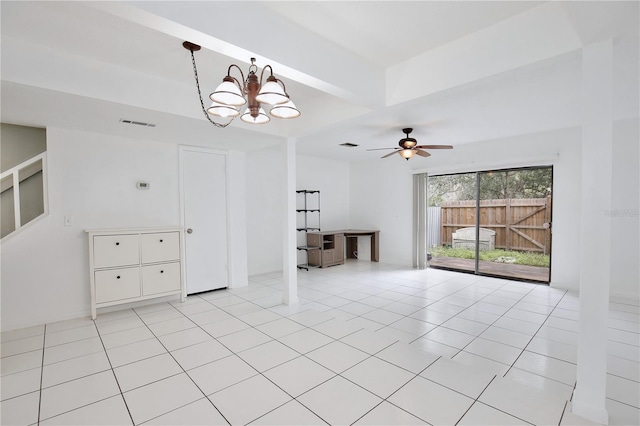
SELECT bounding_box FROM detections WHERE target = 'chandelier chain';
[189,49,233,128]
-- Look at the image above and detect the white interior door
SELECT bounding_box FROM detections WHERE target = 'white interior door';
[180,147,228,294]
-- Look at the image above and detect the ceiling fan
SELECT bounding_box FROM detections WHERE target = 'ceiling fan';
[368,128,453,160]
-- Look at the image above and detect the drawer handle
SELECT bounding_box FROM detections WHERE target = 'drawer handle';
[160,239,163,243]
[116,275,121,279]
[116,242,120,246]
[160,270,164,274]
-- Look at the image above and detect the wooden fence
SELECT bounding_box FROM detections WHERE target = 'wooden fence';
[439,197,552,254]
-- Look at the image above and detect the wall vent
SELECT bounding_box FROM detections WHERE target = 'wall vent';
[339,142,359,148]
[120,119,156,128]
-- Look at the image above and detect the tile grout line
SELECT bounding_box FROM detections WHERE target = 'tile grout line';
[197,306,337,425]
[92,318,136,426]
[558,400,571,426]
[454,375,537,426]
[502,288,569,378]
[349,355,443,425]
[35,322,133,424]
[402,276,541,363]
[142,290,361,424]
[36,324,46,426]
[184,285,430,425]
[128,304,233,425]
[224,301,364,424]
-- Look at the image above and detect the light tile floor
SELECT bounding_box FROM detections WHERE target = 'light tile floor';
[2,261,639,425]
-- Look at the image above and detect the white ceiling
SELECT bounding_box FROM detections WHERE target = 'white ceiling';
[1,1,638,165]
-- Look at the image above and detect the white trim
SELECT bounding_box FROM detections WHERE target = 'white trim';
[1,152,49,244]
[412,153,560,176]
[282,138,299,305]
[42,153,49,224]
[12,172,20,230]
[84,226,183,234]
[0,152,47,180]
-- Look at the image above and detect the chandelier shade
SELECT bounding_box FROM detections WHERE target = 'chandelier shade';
[270,99,301,119]
[183,41,300,128]
[207,101,240,118]
[255,76,289,105]
[210,78,246,106]
[241,107,270,124]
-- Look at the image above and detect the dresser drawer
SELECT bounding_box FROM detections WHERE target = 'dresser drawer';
[94,267,140,303]
[93,234,139,268]
[140,232,180,264]
[142,262,181,296]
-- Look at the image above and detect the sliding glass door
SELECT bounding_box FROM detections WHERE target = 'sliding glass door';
[426,166,552,283]
[427,172,478,274]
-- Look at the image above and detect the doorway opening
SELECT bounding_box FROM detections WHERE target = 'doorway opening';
[427,166,553,283]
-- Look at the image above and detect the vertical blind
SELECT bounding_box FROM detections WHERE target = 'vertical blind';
[413,173,428,269]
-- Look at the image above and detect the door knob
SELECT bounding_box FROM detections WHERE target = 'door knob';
[186,228,193,234]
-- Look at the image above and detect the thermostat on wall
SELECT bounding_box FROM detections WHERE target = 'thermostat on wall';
[136,181,150,190]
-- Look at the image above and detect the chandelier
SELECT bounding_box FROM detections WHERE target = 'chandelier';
[183,41,300,128]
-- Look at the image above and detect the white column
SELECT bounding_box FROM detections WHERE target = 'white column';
[282,137,299,305]
[572,39,613,425]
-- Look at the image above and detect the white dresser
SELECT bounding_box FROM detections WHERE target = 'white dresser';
[86,227,185,319]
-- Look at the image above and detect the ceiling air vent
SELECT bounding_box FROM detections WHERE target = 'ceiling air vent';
[339,142,359,148]
[119,119,156,128]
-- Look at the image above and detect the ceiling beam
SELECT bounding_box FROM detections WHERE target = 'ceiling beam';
[386,2,582,106]
[89,1,385,109]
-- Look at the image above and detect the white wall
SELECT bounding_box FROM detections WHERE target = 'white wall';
[245,151,351,275]
[245,146,284,275]
[350,159,415,266]
[296,155,351,230]
[1,127,181,331]
[1,127,254,331]
[610,117,640,299]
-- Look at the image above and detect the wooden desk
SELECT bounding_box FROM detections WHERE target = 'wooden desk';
[332,229,379,262]
[307,232,344,268]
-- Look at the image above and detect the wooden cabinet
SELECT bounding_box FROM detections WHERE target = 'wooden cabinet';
[87,227,185,319]
[307,232,344,268]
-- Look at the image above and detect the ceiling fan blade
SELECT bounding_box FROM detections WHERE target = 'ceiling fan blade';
[366,147,397,151]
[415,149,431,157]
[381,150,399,158]
[414,145,453,149]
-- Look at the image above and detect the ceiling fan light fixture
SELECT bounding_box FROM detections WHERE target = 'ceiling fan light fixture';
[269,99,301,119]
[241,107,270,124]
[401,138,417,148]
[400,149,416,159]
[368,127,453,160]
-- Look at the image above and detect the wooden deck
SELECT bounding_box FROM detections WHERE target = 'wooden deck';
[428,256,549,283]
